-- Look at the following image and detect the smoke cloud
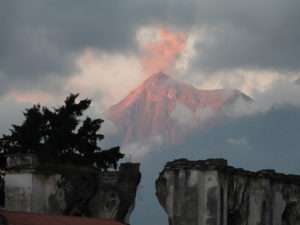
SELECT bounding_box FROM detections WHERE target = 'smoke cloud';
[65,49,143,110]
[140,27,187,77]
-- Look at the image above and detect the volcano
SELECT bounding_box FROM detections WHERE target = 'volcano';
[107,73,251,144]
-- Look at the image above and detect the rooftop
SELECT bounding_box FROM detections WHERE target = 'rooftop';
[0,210,124,225]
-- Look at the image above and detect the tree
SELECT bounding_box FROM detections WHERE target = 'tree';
[0,93,124,171]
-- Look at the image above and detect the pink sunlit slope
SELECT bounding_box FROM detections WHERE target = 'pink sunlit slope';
[107,73,251,144]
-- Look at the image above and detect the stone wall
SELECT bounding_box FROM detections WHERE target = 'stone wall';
[156,158,300,225]
[4,154,141,225]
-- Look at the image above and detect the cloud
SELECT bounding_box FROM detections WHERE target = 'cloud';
[6,90,55,105]
[121,136,163,161]
[174,29,204,76]
[170,101,215,126]
[253,80,300,108]
[2,0,300,97]
[174,68,300,117]
[189,69,284,96]
[136,25,205,79]
[0,0,139,94]
[170,102,194,126]
[65,48,143,109]
[190,0,300,72]
[225,78,300,117]
[139,27,186,76]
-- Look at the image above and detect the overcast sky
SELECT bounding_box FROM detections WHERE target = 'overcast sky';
[1,1,300,225]
[1,1,300,104]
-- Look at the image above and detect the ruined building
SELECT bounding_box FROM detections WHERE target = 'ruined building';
[3,154,141,225]
[156,158,300,225]
[4,154,300,225]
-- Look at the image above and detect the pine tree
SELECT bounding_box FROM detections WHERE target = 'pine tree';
[0,94,124,171]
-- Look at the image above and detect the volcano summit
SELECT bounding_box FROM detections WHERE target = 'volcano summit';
[107,73,251,144]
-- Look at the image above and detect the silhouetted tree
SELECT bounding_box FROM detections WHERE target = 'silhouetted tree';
[0,94,124,171]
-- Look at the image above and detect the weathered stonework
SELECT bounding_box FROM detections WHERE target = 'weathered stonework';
[156,158,300,225]
[5,154,60,213]
[4,154,141,225]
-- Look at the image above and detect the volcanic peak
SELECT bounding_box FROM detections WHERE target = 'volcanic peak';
[107,73,251,144]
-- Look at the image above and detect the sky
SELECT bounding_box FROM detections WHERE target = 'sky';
[1,1,300,225]
[1,1,300,113]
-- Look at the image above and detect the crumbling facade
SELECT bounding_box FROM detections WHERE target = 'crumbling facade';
[156,158,300,225]
[4,154,140,225]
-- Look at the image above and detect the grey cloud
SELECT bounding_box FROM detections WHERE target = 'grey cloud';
[170,101,216,126]
[0,1,140,92]
[225,80,300,117]
[170,102,194,126]
[191,0,300,71]
[1,0,300,93]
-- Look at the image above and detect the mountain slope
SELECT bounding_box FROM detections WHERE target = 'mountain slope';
[107,73,251,144]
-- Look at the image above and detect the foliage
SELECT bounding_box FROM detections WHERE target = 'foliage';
[0,94,124,171]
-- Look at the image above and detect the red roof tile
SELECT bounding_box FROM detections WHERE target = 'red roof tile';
[0,210,124,225]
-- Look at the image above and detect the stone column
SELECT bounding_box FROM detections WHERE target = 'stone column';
[4,154,61,213]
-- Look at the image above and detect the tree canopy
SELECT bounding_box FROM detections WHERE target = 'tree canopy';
[0,94,124,171]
